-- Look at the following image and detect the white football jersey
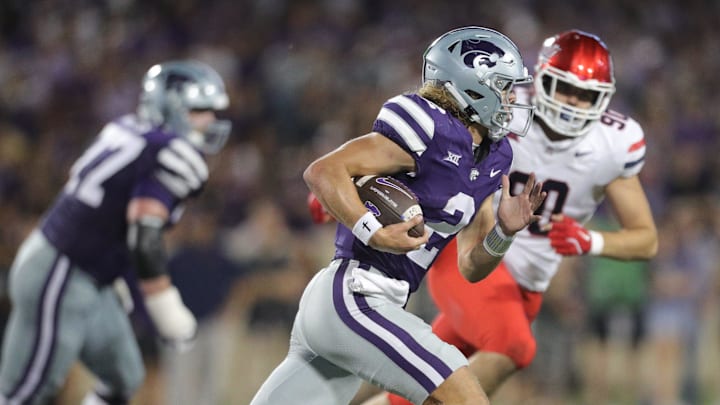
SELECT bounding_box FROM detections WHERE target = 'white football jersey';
[498,110,647,291]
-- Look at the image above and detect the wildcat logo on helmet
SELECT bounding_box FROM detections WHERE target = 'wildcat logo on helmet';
[457,39,506,69]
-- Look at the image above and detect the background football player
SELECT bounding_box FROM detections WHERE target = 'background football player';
[355,29,658,405]
[0,60,231,405]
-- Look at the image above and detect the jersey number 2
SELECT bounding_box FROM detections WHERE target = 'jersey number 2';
[407,192,476,269]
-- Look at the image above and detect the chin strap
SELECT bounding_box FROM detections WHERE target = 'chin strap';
[487,126,507,142]
[473,136,492,163]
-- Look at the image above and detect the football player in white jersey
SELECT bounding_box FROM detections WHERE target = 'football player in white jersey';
[365,30,658,405]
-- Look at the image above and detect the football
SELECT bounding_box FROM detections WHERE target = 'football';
[354,175,424,237]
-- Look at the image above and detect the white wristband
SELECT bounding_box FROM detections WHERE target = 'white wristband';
[589,230,604,256]
[144,286,197,340]
[482,223,514,257]
[352,211,383,246]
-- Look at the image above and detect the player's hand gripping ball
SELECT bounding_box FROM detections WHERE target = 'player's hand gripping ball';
[354,175,424,237]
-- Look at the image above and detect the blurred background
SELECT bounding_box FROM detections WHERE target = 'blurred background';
[0,0,718,404]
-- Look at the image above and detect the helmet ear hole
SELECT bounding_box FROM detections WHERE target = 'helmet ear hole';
[465,90,484,100]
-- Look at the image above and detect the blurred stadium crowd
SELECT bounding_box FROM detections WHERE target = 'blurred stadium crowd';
[0,0,718,404]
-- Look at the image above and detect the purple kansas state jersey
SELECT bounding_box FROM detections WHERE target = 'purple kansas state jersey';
[335,94,512,291]
[40,114,208,286]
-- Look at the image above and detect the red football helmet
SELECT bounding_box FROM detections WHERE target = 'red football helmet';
[533,30,616,137]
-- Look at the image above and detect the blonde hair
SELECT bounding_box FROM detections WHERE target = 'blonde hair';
[417,82,474,126]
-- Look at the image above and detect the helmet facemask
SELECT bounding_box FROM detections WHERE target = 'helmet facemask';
[483,72,535,140]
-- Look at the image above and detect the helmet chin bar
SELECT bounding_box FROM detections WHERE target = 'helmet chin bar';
[184,120,231,154]
[487,126,507,141]
[492,102,534,139]
[534,94,597,137]
[202,120,231,154]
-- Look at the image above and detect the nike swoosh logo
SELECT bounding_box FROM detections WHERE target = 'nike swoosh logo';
[489,168,502,178]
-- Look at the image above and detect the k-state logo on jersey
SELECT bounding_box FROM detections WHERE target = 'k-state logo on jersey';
[460,39,506,69]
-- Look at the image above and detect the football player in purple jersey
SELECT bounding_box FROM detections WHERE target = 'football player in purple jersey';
[0,60,231,405]
[250,26,545,405]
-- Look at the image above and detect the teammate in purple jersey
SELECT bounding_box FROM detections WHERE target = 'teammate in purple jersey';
[0,60,231,405]
[251,26,545,405]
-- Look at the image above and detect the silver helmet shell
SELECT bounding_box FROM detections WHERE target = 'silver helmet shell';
[423,26,534,141]
[138,60,231,154]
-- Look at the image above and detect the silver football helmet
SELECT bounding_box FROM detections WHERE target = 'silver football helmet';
[138,60,231,154]
[423,26,534,141]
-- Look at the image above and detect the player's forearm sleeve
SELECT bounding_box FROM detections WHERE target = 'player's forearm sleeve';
[127,216,168,279]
